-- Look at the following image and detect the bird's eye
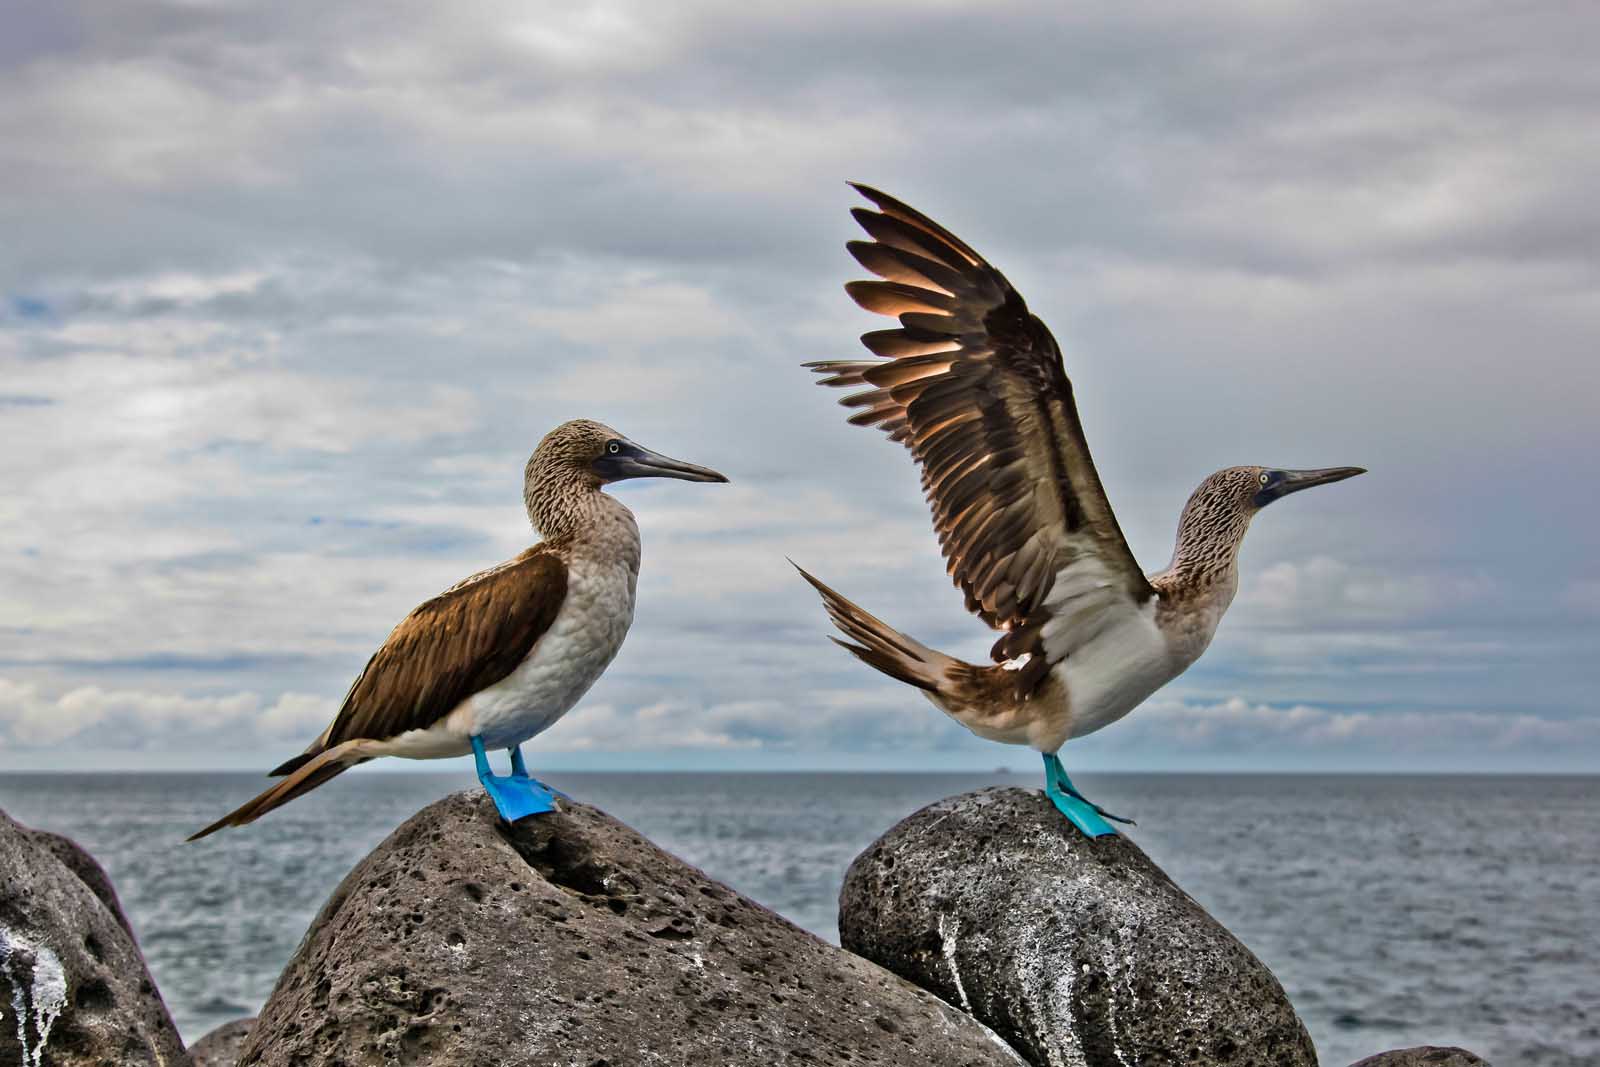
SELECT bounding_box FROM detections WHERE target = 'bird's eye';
[607,441,621,454]
[1259,472,1270,486]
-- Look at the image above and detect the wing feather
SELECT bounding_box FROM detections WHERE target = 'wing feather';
[312,545,568,750]
[809,184,1154,694]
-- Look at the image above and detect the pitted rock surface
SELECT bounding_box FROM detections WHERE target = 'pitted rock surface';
[27,828,136,940]
[0,808,189,1067]
[239,789,1026,1066]
[839,787,1316,1067]
[188,1017,255,1067]
[1349,1048,1489,1066]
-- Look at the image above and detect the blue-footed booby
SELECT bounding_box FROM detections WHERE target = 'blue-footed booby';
[189,419,726,840]
[798,185,1364,838]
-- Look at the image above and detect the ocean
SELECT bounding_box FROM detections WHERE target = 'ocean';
[1,771,1594,1065]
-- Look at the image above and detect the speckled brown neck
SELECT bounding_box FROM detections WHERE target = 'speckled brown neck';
[1155,478,1254,599]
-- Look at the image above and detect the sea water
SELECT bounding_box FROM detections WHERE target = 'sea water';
[1,771,1594,1065]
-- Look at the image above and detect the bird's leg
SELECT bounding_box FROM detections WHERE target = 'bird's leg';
[1041,752,1132,837]
[471,736,558,822]
[507,743,569,798]
[1050,755,1136,826]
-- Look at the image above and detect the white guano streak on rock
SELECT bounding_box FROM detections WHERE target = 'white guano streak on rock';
[1008,914,1073,1067]
[1044,969,1085,1067]
[0,926,67,1067]
[1108,918,1138,1067]
[936,914,972,1013]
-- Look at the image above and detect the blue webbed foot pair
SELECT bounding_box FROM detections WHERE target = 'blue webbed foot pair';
[1042,752,1134,838]
[472,736,564,822]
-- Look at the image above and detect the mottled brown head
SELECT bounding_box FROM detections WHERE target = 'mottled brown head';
[1185,464,1366,518]
[523,419,727,535]
[1170,464,1365,579]
[526,419,620,490]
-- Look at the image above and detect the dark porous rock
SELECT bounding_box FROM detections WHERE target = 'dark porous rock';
[1349,1048,1490,1066]
[240,789,1026,1066]
[839,787,1317,1067]
[0,808,189,1067]
[27,828,137,939]
[189,1018,256,1067]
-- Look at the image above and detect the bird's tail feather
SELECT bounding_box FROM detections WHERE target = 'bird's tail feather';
[267,751,315,777]
[188,742,367,841]
[792,563,959,693]
[269,722,337,776]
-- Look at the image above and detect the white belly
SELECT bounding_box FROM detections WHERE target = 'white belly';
[466,558,638,748]
[372,557,638,760]
[1055,601,1180,741]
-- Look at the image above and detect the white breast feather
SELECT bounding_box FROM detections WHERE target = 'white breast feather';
[370,557,638,760]
[466,557,638,747]
[1039,558,1180,741]
[1055,599,1173,740]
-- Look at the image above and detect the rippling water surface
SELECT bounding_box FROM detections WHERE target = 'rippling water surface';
[2,771,1594,1065]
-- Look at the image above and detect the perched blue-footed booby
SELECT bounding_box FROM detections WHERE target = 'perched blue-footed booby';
[798,185,1364,838]
[189,420,726,840]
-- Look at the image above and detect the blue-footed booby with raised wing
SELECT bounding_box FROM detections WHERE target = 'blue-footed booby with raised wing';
[189,419,726,840]
[797,185,1364,838]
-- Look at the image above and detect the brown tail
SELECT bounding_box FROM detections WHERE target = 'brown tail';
[188,742,367,841]
[792,562,961,692]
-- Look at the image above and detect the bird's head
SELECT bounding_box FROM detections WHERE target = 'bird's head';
[1242,465,1366,511]
[528,419,728,491]
[1186,464,1365,525]
[1170,464,1366,580]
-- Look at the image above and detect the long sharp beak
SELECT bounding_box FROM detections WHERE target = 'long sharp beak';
[597,441,729,484]
[1257,466,1366,506]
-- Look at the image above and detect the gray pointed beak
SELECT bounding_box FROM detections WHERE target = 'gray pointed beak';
[1255,466,1365,507]
[594,440,728,484]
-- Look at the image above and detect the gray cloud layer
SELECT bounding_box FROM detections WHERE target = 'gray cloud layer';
[2,0,1595,770]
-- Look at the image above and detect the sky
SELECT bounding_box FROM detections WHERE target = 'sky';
[1,0,1596,773]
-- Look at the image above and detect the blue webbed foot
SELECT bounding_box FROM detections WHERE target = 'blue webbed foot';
[1042,753,1131,838]
[508,743,568,799]
[473,737,559,822]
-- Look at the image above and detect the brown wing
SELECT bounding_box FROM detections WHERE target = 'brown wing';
[808,184,1154,691]
[281,544,568,764]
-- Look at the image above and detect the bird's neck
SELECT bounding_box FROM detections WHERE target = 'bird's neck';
[527,483,640,571]
[1152,502,1251,611]
[1148,509,1250,666]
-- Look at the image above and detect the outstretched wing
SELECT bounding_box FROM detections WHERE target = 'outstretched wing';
[277,544,569,768]
[808,184,1153,695]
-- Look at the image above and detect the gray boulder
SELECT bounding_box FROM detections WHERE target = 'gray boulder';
[1349,1048,1489,1066]
[27,828,136,940]
[0,808,189,1067]
[240,789,1026,1066]
[188,1018,255,1067]
[839,787,1317,1067]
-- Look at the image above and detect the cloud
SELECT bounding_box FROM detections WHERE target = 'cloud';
[1237,556,1497,628]
[1105,696,1600,754]
[256,692,339,739]
[1563,580,1600,617]
[0,677,341,751]
[538,701,768,752]
[5,673,1592,775]
[0,0,1595,769]
[0,677,258,746]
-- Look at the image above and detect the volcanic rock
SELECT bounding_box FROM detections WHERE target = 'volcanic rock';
[1349,1048,1490,1066]
[239,789,1026,1066]
[26,828,136,940]
[0,808,189,1067]
[188,1017,255,1067]
[839,786,1317,1067]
